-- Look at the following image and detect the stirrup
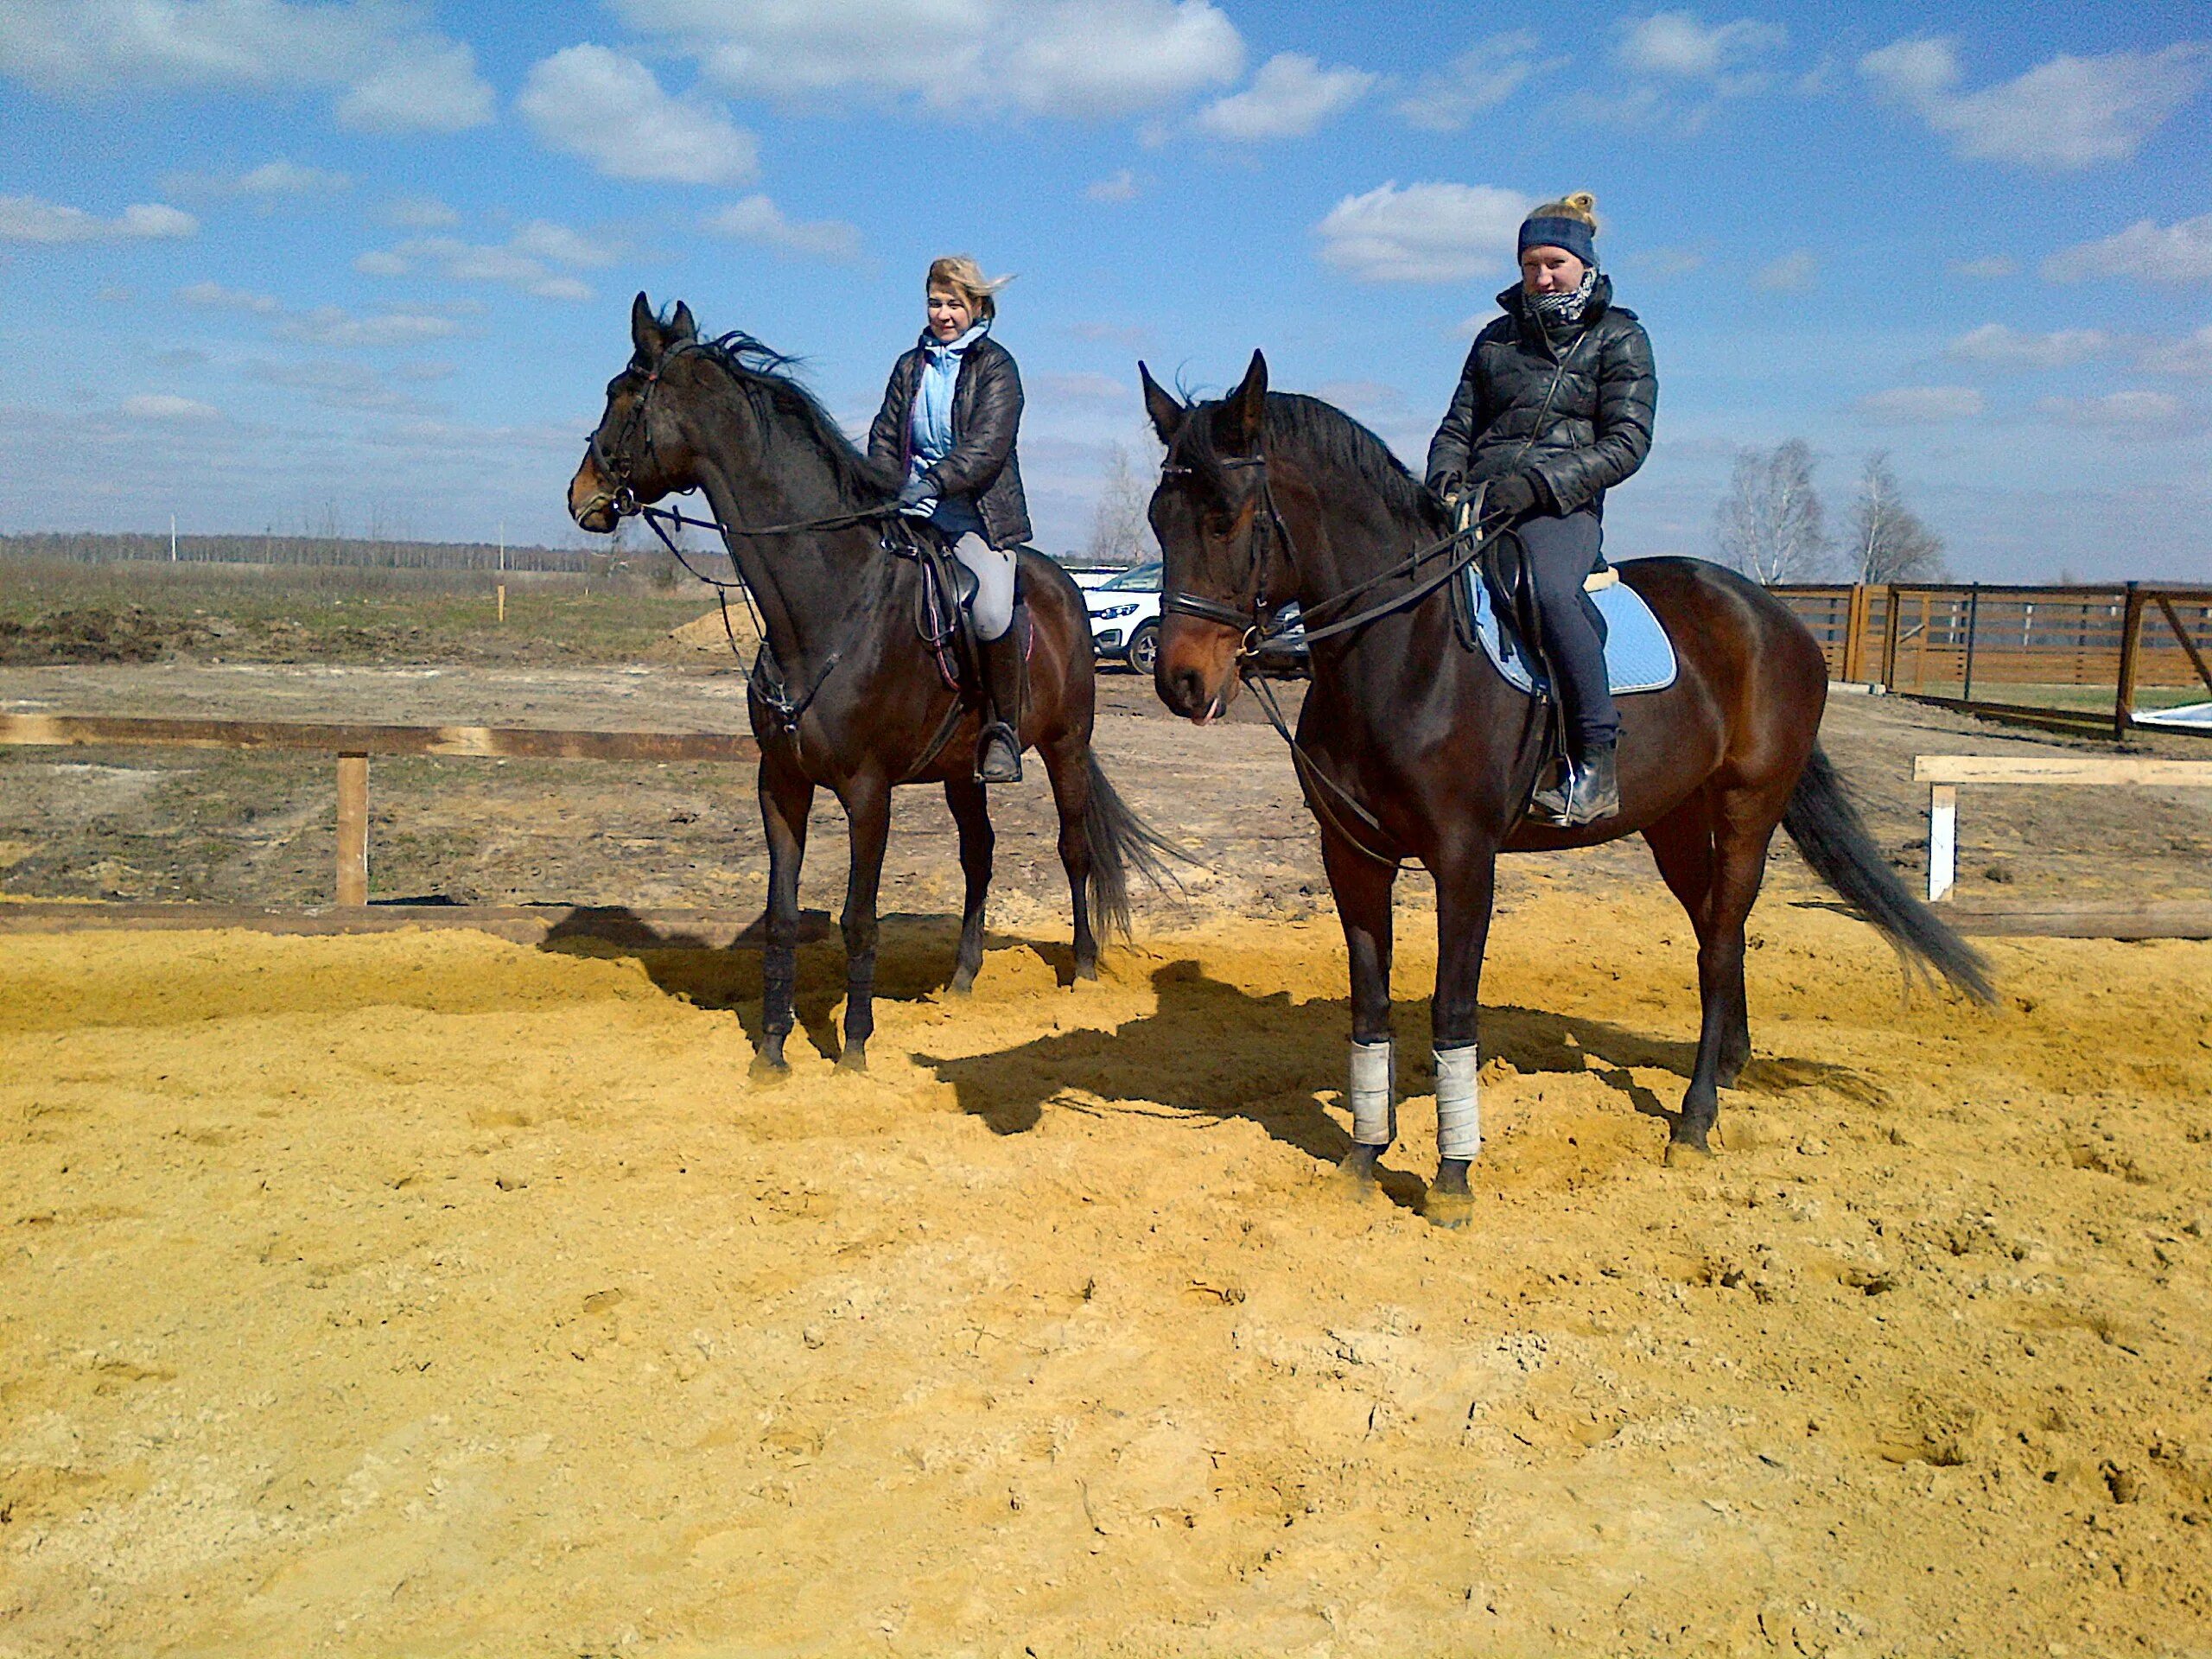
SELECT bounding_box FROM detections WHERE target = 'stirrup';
[1527,758,1573,824]
[976,721,1021,785]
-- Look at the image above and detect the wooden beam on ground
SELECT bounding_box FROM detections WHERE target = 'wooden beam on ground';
[1947,902,2212,940]
[0,713,761,762]
[1914,755,2212,785]
[1928,783,1957,902]
[335,753,368,907]
[0,901,832,947]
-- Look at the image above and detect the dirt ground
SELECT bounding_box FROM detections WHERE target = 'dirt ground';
[3,649,2212,1656]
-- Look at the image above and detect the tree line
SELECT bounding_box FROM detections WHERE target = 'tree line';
[1713,443,1949,587]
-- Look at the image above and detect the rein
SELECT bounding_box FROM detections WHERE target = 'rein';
[585,337,913,740]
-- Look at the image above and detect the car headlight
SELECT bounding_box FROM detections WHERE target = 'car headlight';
[1093,602,1138,620]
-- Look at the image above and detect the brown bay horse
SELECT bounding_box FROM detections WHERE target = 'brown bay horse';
[569,296,1167,1075]
[1141,353,1991,1224]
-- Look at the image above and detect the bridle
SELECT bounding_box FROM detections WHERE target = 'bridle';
[577,335,914,740]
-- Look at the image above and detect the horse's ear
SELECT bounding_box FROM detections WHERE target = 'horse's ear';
[1226,349,1268,451]
[631,291,660,361]
[668,301,698,345]
[1139,361,1182,445]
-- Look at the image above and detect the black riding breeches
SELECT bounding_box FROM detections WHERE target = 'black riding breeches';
[1515,507,1618,752]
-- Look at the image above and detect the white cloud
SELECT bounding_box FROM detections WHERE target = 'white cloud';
[163,159,351,200]
[179,279,279,314]
[0,194,195,243]
[0,0,494,133]
[1943,323,2115,372]
[275,306,467,348]
[1086,168,1140,203]
[1753,250,1815,291]
[365,228,612,302]
[1948,254,2018,279]
[2035,390,2197,431]
[121,392,219,423]
[702,195,862,263]
[613,0,1244,119]
[2042,213,2212,285]
[1198,52,1373,140]
[1618,11,1786,79]
[1395,31,1567,131]
[1856,386,1986,424]
[1860,37,2209,170]
[2139,325,2212,378]
[382,194,461,231]
[1314,181,1529,284]
[1037,372,1130,404]
[248,356,431,414]
[336,40,494,133]
[1637,245,1707,277]
[518,45,758,186]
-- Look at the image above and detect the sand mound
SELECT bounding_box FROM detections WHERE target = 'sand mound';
[666,601,761,657]
[4,891,2209,1655]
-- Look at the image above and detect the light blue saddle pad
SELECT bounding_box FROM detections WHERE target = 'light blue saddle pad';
[1465,563,1679,696]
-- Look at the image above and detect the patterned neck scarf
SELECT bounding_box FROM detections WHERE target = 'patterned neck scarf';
[1529,267,1599,328]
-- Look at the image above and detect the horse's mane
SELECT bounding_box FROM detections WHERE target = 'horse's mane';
[681,328,899,504]
[1168,390,1446,533]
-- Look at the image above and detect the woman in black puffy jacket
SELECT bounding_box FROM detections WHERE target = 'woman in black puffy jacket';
[1426,192,1657,826]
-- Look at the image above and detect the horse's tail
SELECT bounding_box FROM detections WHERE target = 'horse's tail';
[1083,753,1182,940]
[1782,744,1994,1003]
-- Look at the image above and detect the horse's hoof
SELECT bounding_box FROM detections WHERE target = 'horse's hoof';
[1424,1188,1475,1230]
[1072,962,1099,984]
[947,969,976,996]
[748,1054,790,1084]
[1332,1147,1385,1189]
[1663,1135,1713,1166]
[836,1045,868,1074]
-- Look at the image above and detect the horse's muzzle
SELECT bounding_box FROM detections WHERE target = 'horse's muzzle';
[1156,615,1243,724]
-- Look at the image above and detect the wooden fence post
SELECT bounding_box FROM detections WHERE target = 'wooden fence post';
[2114,583,2145,740]
[1842,583,1870,682]
[336,753,369,907]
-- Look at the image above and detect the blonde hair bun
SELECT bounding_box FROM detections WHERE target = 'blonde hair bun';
[1531,192,1599,230]
[927,254,1016,321]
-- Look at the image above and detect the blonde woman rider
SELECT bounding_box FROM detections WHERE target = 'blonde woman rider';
[1426,193,1657,826]
[868,255,1033,784]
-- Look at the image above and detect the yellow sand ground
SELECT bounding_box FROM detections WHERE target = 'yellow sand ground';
[3,891,2209,1656]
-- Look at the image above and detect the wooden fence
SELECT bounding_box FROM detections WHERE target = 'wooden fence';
[1770,582,2212,737]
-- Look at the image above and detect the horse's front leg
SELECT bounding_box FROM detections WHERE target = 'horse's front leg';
[835,774,893,1072]
[1424,844,1499,1228]
[1320,825,1400,1185]
[942,773,993,994]
[754,756,815,1080]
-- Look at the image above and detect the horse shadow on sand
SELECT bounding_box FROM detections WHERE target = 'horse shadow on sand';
[537,908,1881,1212]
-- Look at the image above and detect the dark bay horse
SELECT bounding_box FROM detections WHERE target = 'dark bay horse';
[1141,353,1990,1221]
[569,296,1166,1075]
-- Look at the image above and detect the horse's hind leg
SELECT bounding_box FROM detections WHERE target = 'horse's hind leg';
[754,760,814,1080]
[943,774,994,993]
[1645,788,1775,1152]
[1040,733,1098,981]
[835,776,892,1072]
[1424,845,1499,1227]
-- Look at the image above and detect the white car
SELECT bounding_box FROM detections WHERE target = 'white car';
[1083,559,1163,673]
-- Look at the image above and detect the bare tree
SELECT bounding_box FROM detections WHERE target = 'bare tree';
[1713,438,1832,584]
[1847,451,1948,584]
[1084,441,1155,567]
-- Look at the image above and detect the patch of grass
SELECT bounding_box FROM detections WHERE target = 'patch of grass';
[0,556,713,666]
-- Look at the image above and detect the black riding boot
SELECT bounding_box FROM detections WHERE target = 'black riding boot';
[975,627,1023,784]
[1561,738,1620,827]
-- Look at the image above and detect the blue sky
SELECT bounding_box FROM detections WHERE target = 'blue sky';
[1,0,2207,580]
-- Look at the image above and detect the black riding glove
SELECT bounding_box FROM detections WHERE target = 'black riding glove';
[897,475,935,508]
[1485,474,1540,520]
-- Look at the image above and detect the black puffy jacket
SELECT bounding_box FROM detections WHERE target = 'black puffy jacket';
[868,331,1033,548]
[1425,275,1656,518]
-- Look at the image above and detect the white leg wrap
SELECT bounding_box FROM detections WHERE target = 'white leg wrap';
[1435,1044,1481,1160]
[1348,1039,1395,1147]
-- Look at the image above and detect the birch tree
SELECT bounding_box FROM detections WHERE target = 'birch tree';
[1847,451,1948,583]
[1713,439,1832,584]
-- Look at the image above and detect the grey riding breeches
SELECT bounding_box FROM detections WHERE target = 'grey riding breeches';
[953,533,1015,642]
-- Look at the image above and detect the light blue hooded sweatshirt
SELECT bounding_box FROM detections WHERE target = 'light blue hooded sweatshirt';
[907,318,990,540]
